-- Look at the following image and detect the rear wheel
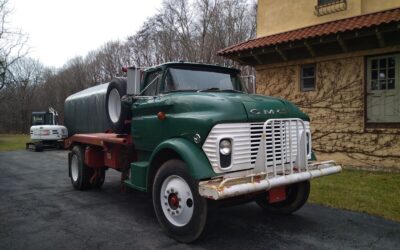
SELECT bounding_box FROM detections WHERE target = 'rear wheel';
[255,181,310,215]
[92,168,106,189]
[152,159,207,243]
[69,145,93,190]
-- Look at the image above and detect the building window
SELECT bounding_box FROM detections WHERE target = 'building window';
[300,64,316,91]
[318,0,337,5]
[366,54,400,123]
[315,0,347,16]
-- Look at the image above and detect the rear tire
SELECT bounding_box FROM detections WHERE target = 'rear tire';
[69,145,93,190]
[255,181,310,215]
[92,168,106,189]
[152,159,208,243]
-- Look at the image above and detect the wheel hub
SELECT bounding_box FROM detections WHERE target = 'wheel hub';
[168,193,179,210]
[164,188,182,215]
[160,175,194,227]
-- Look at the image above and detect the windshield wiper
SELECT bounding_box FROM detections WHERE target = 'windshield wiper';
[162,89,197,94]
[164,88,244,94]
[198,88,244,93]
[219,89,244,93]
[197,88,220,92]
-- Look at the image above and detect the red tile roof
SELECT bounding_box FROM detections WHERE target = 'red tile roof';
[218,7,400,56]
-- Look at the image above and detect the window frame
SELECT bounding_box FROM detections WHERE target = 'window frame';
[141,69,162,96]
[317,0,337,6]
[315,0,347,16]
[364,53,400,128]
[159,66,245,93]
[300,64,316,92]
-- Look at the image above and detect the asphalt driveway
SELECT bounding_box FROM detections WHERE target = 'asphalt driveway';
[0,150,399,249]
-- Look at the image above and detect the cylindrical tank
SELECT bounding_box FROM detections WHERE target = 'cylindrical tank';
[64,78,128,136]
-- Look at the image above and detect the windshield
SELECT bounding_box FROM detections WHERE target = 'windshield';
[164,68,245,92]
[31,113,53,126]
[32,114,45,126]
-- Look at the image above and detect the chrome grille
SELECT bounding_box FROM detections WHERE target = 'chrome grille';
[203,123,252,173]
[203,121,310,174]
[250,121,310,166]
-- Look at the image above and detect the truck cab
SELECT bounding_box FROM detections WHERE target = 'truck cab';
[66,62,341,243]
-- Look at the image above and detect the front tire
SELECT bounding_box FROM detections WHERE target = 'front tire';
[256,181,310,215]
[152,159,207,243]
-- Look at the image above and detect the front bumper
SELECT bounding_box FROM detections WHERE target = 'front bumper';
[199,160,341,200]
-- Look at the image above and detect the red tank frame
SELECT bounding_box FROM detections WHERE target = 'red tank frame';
[65,133,136,171]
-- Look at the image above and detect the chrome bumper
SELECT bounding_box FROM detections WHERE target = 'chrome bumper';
[199,161,342,200]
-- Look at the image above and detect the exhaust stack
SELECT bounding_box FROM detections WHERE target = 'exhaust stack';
[127,66,141,95]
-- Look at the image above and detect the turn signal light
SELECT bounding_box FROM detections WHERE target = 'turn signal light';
[157,112,166,120]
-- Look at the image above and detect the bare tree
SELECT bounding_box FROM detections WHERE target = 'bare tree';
[0,58,44,133]
[0,0,28,91]
[0,0,258,133]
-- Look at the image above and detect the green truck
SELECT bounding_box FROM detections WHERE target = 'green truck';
[65,62,342,243]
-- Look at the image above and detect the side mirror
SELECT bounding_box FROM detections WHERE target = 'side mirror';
[240,75,256,94]
[127,66,141,95]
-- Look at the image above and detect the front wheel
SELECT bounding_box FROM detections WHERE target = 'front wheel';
[152,159,207,243]
[255,181,310,215]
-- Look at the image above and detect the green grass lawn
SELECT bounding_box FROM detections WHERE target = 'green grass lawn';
[0,134,30,151]
[309,169,400,222]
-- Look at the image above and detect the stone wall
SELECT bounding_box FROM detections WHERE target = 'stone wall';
[256,56,400,171]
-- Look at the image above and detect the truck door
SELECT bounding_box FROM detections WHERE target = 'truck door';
[131,69,165,150]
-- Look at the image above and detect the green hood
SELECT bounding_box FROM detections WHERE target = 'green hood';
[130,92,309,151]
[229,93,309,122]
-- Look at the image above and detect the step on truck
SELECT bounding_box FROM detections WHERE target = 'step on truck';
[64,62,342,243]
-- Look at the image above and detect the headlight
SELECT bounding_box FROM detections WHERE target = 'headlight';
[219,138,232,169]
[219,139,232,155]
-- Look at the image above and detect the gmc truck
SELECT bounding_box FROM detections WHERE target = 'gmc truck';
[64,62,341,243]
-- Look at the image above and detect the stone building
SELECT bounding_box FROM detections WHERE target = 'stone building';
[219,0,400,171]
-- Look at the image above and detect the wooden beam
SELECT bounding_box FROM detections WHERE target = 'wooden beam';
[304,41,316,57]
[375,29,385,47]
[250,51,263,64]
[337,35,348,53]
[253,54,263,64]
[231,56,247,65]
[275,46,287,61]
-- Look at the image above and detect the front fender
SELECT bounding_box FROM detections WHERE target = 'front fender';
[149,138,217,180]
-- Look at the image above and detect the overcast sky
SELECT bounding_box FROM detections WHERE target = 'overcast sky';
[10,0,163,68]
